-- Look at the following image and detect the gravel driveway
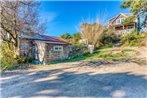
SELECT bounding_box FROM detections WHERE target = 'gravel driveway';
[1,61,147,98]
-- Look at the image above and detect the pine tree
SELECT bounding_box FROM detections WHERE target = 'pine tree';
[121,0,147,33]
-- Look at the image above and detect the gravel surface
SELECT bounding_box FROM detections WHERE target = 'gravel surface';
[1,61,147,98]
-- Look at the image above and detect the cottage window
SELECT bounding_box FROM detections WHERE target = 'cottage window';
[53,46,63,51]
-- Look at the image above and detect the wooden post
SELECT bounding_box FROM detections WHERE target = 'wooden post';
[123,26,125,34]
[134,23,136,31]
[113,27,115,31]
[123,25,124,30]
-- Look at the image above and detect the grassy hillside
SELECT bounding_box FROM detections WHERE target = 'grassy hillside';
[48,47,141,65]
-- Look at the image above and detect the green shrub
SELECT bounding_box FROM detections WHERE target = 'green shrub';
[27,51,34,63]
[100,29,120,46]
[16,55,26,64]
[0,42,29,70]
[121,31,147,46]
[0,42,17,70]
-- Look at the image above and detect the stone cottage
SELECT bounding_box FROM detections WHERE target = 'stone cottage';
[19,34,71,63]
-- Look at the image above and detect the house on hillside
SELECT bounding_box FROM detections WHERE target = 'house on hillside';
[108,13,137,35]
[19,34,71,64]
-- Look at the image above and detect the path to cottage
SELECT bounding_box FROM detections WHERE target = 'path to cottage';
[1,48,147,98]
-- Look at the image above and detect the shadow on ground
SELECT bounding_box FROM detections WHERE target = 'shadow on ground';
[1,66,147,98]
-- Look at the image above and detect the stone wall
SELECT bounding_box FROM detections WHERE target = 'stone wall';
[45,44,70,62]
[19,39,33,56]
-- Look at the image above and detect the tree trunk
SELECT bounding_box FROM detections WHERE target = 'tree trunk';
[137,14,141,34]
[15,34,20,56]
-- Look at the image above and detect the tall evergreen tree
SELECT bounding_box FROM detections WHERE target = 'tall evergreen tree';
[120,0,147,33]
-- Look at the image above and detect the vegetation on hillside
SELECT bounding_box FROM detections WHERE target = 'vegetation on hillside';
[60,32,82,46]
[48,46,140,65]
[121,31,147,46]
[60,33,72,40]
[100,28,119,46]
[71,32,81,45]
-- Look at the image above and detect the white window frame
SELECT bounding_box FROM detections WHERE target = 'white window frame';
[121,18,125,22]
[116,18,125,24]
[116,19,121,24]
[53,46,63,51]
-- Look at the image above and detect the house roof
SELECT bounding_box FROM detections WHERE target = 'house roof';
[19,34,69,45]
[109,13,131,24]
[109,17,116,21]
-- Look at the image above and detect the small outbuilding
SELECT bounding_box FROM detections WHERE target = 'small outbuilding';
[19,34,71,63]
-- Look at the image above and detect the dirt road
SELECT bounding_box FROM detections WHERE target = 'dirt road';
[1,60,147,98]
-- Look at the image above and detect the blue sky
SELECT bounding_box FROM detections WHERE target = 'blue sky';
[39,1,129,36]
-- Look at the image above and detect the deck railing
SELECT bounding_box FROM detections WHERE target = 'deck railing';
[116,29,133,34]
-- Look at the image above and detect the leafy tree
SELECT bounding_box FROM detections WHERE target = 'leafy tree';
[120,0,147,33]
[121,15,136,25]
[60,32,82,45]
[72,32,81,45]
[1,1,45,55]
[60,33,72,40]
